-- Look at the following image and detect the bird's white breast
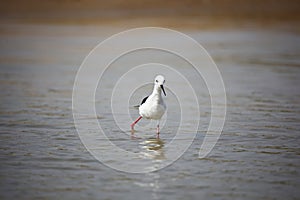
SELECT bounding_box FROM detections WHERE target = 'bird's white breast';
[139,95,166,120]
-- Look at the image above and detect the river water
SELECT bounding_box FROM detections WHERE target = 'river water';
[0,24,299,199]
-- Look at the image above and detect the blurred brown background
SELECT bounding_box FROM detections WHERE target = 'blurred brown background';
[0,0,299,28]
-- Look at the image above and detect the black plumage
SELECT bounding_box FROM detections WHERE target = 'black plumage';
[140,96,149,105]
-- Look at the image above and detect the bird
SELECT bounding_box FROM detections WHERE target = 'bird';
[131,75,167,137]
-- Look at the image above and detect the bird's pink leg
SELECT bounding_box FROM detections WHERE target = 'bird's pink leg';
[156,124,160,136]
[131,116,142,132]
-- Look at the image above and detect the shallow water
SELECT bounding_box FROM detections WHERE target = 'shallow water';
[0,24,299,199]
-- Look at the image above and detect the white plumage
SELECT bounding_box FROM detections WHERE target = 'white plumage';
[131,75,167,136]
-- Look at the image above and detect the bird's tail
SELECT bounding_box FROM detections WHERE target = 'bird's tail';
[133,105,140,109]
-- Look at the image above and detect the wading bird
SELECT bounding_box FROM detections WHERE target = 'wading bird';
[131,75,167,137]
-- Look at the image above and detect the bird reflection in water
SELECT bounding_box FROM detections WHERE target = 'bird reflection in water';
[140,137,165,160]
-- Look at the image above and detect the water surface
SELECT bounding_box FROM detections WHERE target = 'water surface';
[0,24,299,199]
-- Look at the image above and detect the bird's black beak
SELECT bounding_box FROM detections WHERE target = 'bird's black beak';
[160,85,166,96]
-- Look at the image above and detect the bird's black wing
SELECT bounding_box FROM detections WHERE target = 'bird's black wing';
[140,96,149,105]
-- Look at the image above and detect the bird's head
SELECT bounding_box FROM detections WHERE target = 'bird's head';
[154,75,166,96]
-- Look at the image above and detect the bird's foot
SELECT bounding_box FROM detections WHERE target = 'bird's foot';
[131,127,135,134]
[130,123,135,133]
[156,132,160,139]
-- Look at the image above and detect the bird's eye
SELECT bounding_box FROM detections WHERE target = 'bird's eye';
[155,80,158,83]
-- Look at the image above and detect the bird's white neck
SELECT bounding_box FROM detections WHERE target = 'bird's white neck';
[151,85,163,100]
